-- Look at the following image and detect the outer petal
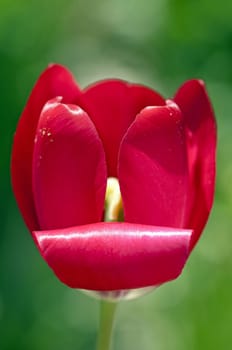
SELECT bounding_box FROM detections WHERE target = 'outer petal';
[32,99,107,230]
[11,64,82,231]
[118,102,189,228]
[174,80,216,249]
[33,222,192,290]
[78,80,165,176]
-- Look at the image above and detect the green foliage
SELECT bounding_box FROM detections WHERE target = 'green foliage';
[0,0,231,349]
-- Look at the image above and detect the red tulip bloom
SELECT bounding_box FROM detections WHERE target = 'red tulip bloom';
[11,64,216,292]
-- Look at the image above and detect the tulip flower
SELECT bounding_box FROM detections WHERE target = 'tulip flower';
[11,64,216,296]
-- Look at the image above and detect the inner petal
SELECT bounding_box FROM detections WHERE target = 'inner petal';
[77,80,165,176]
[32,99,107,230]
[118,102,189,228]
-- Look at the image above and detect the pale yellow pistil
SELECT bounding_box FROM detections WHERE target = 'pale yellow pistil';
[104,177,124,222]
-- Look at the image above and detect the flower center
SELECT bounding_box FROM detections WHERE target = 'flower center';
[104,177,124,222]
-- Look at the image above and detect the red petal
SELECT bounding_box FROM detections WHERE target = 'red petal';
[78,80,165,176]
[118,102,189,228]
[32,99,107,230]
[174,80,216,249]
[33,222,192,290]
[11,64,82,231]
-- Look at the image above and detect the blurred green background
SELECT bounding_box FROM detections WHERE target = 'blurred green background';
[0,0,231,349]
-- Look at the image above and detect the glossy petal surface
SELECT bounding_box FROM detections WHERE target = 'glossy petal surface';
[174,80,216,249]
[78,80,165,176]
[11,65,217,294]
[119,102,188,228]
[11,64,81,231]
[33,222,192,290]
[32,99,107,230]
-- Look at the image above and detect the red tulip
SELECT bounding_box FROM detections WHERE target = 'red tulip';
[11,64,216,292]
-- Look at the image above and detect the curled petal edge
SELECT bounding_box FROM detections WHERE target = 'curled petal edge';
[174,79,216,249]
[33,222,192,291]
[11,64,82,231]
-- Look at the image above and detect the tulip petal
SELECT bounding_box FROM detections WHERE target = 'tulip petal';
[33,222,192,290]
[11,64,82,231]
[32,99,107,230]
[78,80,165,176]
[118,102,189,228]
[174,80,216,249]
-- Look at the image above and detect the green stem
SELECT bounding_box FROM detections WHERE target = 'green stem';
[96,300,118,350]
